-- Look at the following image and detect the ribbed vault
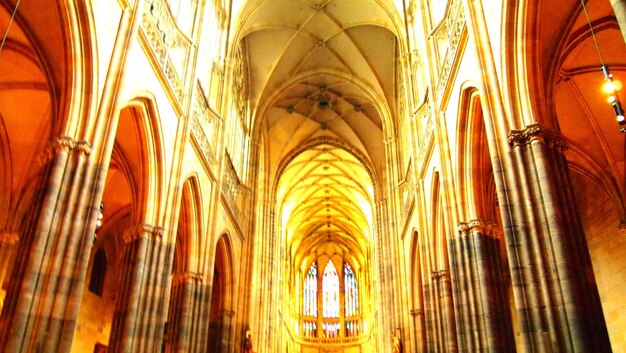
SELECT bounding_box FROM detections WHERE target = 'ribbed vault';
[277,143,374,271]
[232,1,402,341]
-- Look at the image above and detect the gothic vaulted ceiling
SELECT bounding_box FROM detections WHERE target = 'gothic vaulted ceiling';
[233,0,402,267]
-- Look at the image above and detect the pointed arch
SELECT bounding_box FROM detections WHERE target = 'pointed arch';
[117,94,167,226]
[456,85,498,222]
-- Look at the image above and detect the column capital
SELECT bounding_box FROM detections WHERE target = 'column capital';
[172,271,204,284]
[75,140,92,156]
[55,136,76,153]
[123,223,164,244]
[457,222,470,236]
[507,123,567,151]
[468,219,486,234]
[409,308,422,317]
[431,269,449,281]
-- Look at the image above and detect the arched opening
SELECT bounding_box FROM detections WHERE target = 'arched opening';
[163,177,201,353]
[88,248,107,297]
[71,100,161,352]
[409,230,426,353]
[207,234,233,353]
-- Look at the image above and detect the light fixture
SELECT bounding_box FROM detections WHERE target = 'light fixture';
[580,0,626,132]
[94,203,104,243]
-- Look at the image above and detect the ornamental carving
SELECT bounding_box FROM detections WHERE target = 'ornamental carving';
[123,223,164,244]
[458,219,501,238]
[141,0,190,104]
[172,271,204,284]
[507,123,568,152]
[191,84,219,166]
[436,0,466,99]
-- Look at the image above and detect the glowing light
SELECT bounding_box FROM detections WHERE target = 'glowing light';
[603,77,622,94]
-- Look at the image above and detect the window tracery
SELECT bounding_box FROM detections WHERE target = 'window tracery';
[300,259,361,339]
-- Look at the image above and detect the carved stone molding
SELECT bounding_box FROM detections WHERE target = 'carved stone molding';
[75,140,92,156]
[39,137,92,165]
[409,308,423,317]
[56,136,76,153]
[457,222,470,236]
[172,271,204,285]
[507,123,568,152]
[468,219,486,234]
[123,223,164,244]
[430,269,449,281]
[458,219,501,238]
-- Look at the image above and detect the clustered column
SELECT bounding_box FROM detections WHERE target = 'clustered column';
[449,220,514,352]
[165,272,207,353]
[0,232,18,306]
[0,137,94,353]
[109,223,173,353]
[504,123,610,352]
[424,269,457,352]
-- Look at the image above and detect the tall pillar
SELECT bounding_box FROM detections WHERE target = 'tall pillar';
[220,309,235,352]
[0,232,18,307]
[0,138,95,353]
[109,224,174,353]
[449,220,514,352]
[610,0,626,44]
[504,123,611,352]
[426,269,457,353]
[165,272,206,353]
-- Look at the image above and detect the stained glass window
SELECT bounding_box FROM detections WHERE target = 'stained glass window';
[344,263,359,317]
[303,262,318,316]
[322,261,340,318]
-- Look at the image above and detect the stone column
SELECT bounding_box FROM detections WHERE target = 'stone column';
[0,232,18,306]
[409,308,425,353]
[449,220,514,352]
[0,138,94,353]
[504,123,611,352]
[610,0,626,45]
[426,269,457,353]
[108,224,174,353]
[220,309,235,352]
[165,272,205,353]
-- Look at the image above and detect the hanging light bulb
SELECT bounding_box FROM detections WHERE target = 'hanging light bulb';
[602,65,626,132]
[579,0,626,133]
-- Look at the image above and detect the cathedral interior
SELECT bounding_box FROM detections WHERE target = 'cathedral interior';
[0,0,625,352]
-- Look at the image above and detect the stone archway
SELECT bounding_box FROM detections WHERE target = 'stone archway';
[208,234,234,353]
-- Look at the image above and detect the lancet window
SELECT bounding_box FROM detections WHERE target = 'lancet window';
[300,259,361,339]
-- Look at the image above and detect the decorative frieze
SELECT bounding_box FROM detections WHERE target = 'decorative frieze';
[416,104,433,173]
[191,84,219,166]
[141,0,190,104]
[436,0,466,99]
[221,158,242,220]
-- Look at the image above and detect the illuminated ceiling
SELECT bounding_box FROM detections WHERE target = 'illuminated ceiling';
[233,0,402,266]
